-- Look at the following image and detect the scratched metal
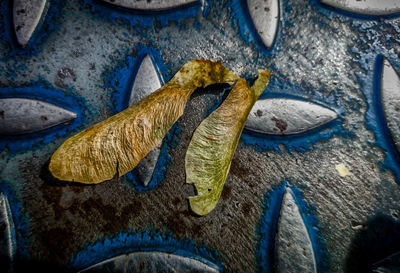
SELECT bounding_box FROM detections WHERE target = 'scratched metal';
[0,98,77,135]
[12,0,48,48]
[99,0,200,11]
[246,0,279,49]
[0,192,15,273]
[381,58,400,154]
[79,251,220,273]
[275,187,316,273]
[0,0,400,273]
[320,0,400,16]
[128,54,163,187]
[245,98,338,135]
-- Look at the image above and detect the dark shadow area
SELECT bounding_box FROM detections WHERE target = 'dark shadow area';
[0,255,75,273]
[373,251,400,273]
[190,83,232,97]
[345,213,400,273]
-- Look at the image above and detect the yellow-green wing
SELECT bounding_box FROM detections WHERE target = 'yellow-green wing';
[49,60,239,184]
[185,70,270,216]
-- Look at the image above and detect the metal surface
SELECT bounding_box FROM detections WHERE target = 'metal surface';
[381,58,400,154]
[275,187,316,273]
[0,192,15,273]
[12,0,48,48]
[128,54,164,187]
[320,0,400,16]
[128,55,163,107]
[99,0,199,11]
[79,251,220,273]
[245,98,338,135]
[0,98,77,135]
[246,0,279,49]
[0,0,400,272]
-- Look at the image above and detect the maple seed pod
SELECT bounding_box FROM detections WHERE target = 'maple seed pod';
[186,69,270,216]
[49,59,239,184]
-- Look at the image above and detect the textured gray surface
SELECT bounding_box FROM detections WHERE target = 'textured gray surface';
[246,0,279,49]
[128,54,163,187]
[320,0,400,16]
[0,0,399,272]
[80,251,220,273]
[12,0,48,48]
[0,98,77,135]
[245,98,338,135]
[275,187,316,273]
[381,58,400,153]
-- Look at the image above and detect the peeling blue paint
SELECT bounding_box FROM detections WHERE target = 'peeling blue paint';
[355,54,400,183]
[256,182,286,273]
[257,181,328,273]
[70,229,223,272]
[309,0,400,183]
[0,81,87,155]
[345,14,400,183]
[289,185,329,273]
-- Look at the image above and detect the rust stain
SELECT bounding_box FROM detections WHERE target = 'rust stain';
[271,116,288,133]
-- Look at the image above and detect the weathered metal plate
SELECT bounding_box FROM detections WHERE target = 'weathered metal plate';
[79,251,220,273]
[0,0,400,272]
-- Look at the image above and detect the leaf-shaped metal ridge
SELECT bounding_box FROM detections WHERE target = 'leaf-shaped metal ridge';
[128,54,164,187]
[381,58,400,154]
[0,192,16,273]
[185,70,270,216]
[99,0,199,11]
[49,60,239,184]
[244,98,338,135]
[79,251,220,273]
[320,0,400,16]
[0,98,77,135]
[246,0,279,49]
[12,0,48,48]
[275,187,317,273]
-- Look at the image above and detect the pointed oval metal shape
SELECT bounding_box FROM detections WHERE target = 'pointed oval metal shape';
[320,0,400,16]
[245,98,338,135]
[129,55,163,107]
[129,54,164,187]
[0,192,16,273]
[0,98,77,135]
[381,58,400,153]
[246,0,279,49]
[99,0,199,11]
[79,251,220,273]
[13,0,48,48]
[275,188,317,273]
